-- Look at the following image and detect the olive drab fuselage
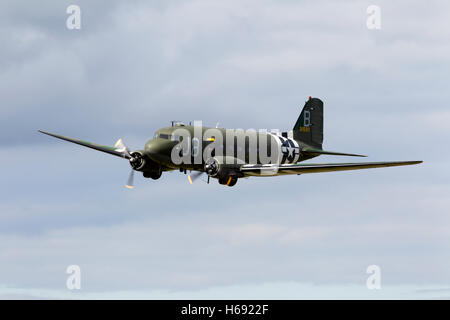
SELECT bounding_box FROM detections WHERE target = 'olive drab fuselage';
[142,124,318,173]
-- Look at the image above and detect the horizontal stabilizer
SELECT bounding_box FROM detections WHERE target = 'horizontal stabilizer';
[302,147,366,157]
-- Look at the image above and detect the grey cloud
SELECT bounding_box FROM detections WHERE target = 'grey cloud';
[1,0,449,298]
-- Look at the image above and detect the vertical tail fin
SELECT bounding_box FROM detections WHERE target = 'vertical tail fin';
[293,97,323,149]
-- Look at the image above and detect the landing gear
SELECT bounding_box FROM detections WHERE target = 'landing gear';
[218,176,238,187]
[227,178,237,187]
[143,169,162,180]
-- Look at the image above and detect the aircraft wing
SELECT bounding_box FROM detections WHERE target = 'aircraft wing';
[38,130,130,159]
[240,160,422,176]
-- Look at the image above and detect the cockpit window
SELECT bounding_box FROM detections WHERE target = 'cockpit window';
[154,133,181,141]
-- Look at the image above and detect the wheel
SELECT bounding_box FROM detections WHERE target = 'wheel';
[143,170,162,180]
[227,178,237,187]
[218,176,238,187]
[150,171,162,180]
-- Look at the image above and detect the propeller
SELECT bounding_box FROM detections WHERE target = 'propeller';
[114,138,131,158]
[126,169,135,189]
[188,158,222,184]
[114,138,140,189]
[188,171,206,184]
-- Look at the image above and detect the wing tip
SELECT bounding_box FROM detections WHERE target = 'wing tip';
[38,129,53,136]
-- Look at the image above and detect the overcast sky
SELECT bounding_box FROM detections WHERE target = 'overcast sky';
[1,0,449,299]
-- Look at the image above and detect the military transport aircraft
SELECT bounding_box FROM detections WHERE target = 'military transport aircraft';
[39,97,422,187]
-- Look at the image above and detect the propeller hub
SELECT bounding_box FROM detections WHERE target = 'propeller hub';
[129,151,145,170]
[205,158,219,177]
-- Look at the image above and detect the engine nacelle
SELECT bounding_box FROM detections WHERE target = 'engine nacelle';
[204,156,244,179]
[130,151,161,173]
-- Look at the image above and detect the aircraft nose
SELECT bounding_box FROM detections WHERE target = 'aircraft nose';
[145,139,170,162]
[146,139,160,154]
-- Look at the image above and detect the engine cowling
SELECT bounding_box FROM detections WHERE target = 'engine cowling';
[204,156,244,179]
[129,151,161,173]
[204,158,220,177]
